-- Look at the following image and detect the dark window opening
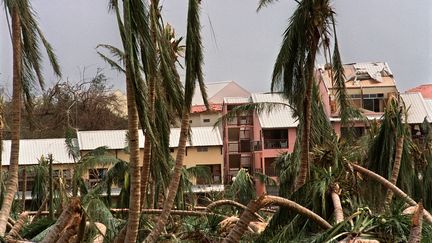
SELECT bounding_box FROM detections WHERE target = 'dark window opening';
[263,129,288,149]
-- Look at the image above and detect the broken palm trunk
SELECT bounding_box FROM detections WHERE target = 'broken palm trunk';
[40,197,81,243]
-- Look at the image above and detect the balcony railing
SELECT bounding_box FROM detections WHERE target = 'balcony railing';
[252,141,262,151]
[228,141,252,153]
[264,139,288,149]
[227,116,253,126]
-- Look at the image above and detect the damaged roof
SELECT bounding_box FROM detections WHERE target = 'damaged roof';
[318,62,397,89]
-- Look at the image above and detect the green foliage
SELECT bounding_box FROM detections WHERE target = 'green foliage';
[21,217,56,239]
[83,197,125,242]
[227,169,256,205]
[177,215,224,242]
[30,156,49,210]
[366,97,413,208]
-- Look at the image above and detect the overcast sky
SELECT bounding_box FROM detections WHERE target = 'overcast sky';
[1,0,431,95]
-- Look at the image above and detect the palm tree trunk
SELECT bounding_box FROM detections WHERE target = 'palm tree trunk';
[31,196,48,223]
[0,7,22,236]
[223,195,331,243]
[40,198,81,243]
[55,214,80,243]
[408,203,423,243]
[124,75,142,243]
[144,110,190,243]
[140,139,152,209]
[350,163,432,224]
[21,168,26,211]
[206,199,265,222]
[140,0,157,210]
[6,211,28,239]
[294,35,319,191]
[330,183,344,224]
[384,136,404,207]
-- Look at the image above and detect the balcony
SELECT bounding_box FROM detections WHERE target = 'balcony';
[228,140,252,153]
[227,116,253,126]
[252,141,262,151]
[264,139,288,149]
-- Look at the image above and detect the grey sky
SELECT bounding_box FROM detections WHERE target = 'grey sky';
[1,0,431,95]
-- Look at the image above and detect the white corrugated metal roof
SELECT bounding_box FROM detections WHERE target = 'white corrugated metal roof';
[223,97,251,104]
[352,62,393,82]
[77,130,145,151]
[1,138,74,166]
[400,93,432,124]
[169,126,222,147]
[78,126,222,151]
[425,99,432,115]
[251,93,298,128]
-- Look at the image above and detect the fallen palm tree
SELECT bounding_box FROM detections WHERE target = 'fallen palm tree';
[39,197,81,243]
[223,195,331,243]
[350,163,432,224]
[110,208,226,218]
[206,199,265,222]
[219,216,267,236]
[5,211,28,240]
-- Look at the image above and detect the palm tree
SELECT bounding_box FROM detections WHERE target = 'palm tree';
[223,195,332,243]
[144,0,208,241]
[350,163,432,224]
[366,97,412,209]
[259,0,348,190]
[107,0,154,241]
[384,98,408,207]
[0,1,61,235]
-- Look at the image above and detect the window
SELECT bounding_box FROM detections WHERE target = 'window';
[263,129,288,149]
[170,148,175,153]
[349,93,384,112]
[197,147,208,152]
[264,158,278,177]
[189,120,193,124]
[203,118,210,123]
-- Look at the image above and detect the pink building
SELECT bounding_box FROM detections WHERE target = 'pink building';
[222,93,297,185]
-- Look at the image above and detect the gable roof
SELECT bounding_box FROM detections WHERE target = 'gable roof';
[400,92,432,124]
[251,93,298,128]
[77,126,222,151]
[1,138,73,166]
[192,81,250,107]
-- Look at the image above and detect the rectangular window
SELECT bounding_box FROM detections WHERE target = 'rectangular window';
[203,118,210,123]
[189,120,193,123]
[197,147,208,152]
[170,148,175,153]
[349,93,384,112]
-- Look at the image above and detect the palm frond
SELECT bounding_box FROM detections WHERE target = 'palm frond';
[184,0,207,110]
